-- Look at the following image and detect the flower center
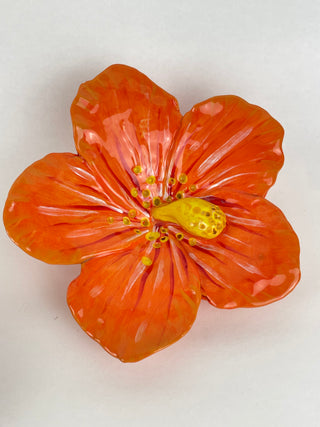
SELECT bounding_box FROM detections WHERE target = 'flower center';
[151,197,226,239]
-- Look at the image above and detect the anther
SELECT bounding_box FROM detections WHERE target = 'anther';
[128,209,137,218]
[132,165,142,174]
[145,231,160,241]
[141,218,150,227]
[143,201,150,209]
[178,173,188,184]
[141,256,153,266]
[176,191,184,199]
[146,176,156,185]
[142,189,151,198]
[153,197,161,206]
[131,188,138,198]
[188,238,197,246]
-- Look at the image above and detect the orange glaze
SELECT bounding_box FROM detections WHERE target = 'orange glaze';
[3,64,300,362]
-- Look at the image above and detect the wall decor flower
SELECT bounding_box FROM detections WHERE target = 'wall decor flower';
[3,65,300,362]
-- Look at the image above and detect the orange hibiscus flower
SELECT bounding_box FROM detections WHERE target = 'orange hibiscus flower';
[3,65,300,362]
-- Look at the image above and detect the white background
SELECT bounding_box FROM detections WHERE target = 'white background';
[1,1,319,426]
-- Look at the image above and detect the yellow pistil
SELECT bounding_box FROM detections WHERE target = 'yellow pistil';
[131,188,138,198]
[141,256,153,266]
[141,217,150,227]
[132,165,142,174]
[160,226,168,234]
[166,196,173,202]
[153,197,161,207]
[142,189,151,198]
[143,201,151,209]
[145,231,161,241]
[134,229,142,234]
[128,209,137,218]
[153,242,161,249]
[107,216,114,224]
[123,217,131,225]
[152,197,226,239]
[178,173,188,184]
[146,176,156,185]
[169,177,176,185]
[160,235,169,243]
[189,184,197,192]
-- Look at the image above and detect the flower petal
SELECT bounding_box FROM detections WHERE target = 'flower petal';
[185,190,300,308]
[164,96,284,198]
[67,240,201,362]
[3,153,145,264]
[71,64,182,202]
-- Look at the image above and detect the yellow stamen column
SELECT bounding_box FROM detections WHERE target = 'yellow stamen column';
[152,197,226,239]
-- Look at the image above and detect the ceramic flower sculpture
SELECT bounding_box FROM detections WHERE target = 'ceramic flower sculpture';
[3,65,300,362]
